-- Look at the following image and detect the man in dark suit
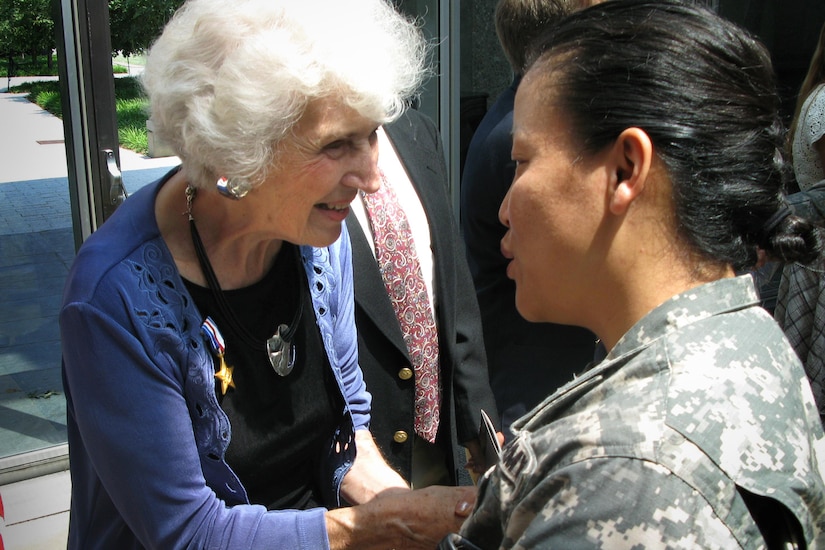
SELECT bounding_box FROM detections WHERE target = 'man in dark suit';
[460,0,598,438]
[347,108,500,487]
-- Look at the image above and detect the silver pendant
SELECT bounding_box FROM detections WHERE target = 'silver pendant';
[266,324,296,376]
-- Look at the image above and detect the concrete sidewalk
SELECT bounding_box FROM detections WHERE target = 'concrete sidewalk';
[1,74,180,186]
[0,77,181,232]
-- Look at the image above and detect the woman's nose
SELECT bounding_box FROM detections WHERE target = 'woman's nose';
[346,140,380,193]
[499,187,512,228]
[360,162,381,194]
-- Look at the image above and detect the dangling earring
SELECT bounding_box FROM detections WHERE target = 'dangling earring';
[216,176,249,200]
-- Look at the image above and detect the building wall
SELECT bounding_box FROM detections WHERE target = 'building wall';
[461,0,511,110]
[459,0,825,127]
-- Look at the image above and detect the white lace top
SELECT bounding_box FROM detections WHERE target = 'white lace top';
[792,83,825,190]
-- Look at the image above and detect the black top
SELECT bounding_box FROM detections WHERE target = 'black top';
[185,243,343,510]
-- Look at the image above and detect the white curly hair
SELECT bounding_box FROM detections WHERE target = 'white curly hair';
[141,0,430,194]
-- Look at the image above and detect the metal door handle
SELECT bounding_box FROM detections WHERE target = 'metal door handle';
[105,149,127,206]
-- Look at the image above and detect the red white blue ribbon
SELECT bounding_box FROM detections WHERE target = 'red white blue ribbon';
[201,316,225,356]
[201,316,235,395]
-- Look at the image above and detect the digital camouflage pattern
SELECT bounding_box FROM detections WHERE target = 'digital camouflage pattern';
[460,276,825,549]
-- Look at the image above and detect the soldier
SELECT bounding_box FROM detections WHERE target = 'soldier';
[445,0,825,548]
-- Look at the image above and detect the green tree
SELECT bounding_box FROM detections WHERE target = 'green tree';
[0,0,55,65]
[0,0,181,70]
[109,0,183,58]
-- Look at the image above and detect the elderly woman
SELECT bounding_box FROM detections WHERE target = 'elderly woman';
[60,0,474,548]
[450,0,825,548]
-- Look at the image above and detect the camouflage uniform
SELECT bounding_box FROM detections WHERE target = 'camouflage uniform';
[459,276,825,549]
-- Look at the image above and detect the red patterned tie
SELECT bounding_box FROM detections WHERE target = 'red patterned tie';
[362,171,441,443]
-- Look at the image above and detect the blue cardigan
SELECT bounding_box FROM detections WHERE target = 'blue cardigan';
[61,171,370,549]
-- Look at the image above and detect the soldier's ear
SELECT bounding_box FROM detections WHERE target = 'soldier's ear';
[607,127,652,216]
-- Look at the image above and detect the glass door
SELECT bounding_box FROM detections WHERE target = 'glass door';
[0,0,179,485]
[0,1,90,482]
[0,0,181,542]
[0,0,117,486]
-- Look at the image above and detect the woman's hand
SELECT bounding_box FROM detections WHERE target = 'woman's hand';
[326,485,477,550]
[340,430,409,504]
[329,429,477,548]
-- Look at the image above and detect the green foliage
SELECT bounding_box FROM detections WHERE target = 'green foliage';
[114,77,150,155]
[11,76,151,155]
[0,52,58,77]
[113,74,147,100]
[119,125,148,154]
[8,78,59,97]
[0,0,55,59]
[34,88,61,116]
[109,0,184,57]
[117,97,150,154]
[0,0,183,64]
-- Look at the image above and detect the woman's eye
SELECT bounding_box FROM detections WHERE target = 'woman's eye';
[323,140,348,159]
[323,131,376,158]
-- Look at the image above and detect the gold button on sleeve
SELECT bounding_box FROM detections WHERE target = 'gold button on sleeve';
[398,367,413,380]
[393,431,409,443]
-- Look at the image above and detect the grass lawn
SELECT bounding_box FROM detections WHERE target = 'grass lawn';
[9,75,149,155]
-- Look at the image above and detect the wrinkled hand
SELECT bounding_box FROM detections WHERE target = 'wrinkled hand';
[326,485,477,550]
[375,485,476,548]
